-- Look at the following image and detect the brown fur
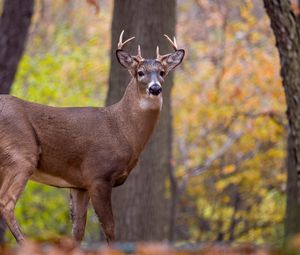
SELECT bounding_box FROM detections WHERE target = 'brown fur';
[0,36,184,244]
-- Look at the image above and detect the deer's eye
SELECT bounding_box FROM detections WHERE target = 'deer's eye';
[137,71,144,77]
[160,71,165,76]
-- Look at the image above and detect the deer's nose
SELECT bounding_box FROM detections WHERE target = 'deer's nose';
[149,84,162,96]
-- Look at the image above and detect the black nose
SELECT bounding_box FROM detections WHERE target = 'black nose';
[149,84,162,95]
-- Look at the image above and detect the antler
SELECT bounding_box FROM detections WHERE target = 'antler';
[117,30,144,61]
[118,30,135,50]
[136,45,143,61]
[164,34,178,51]
[156,34,179,60]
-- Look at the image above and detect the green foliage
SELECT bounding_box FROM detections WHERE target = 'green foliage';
[11,182,70,243]
[12,29,108,107]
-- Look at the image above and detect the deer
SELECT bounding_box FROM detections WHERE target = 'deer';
[0,30,185,244]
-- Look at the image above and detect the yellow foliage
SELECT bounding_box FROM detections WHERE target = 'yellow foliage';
[223,165,236,174]
[174,0,285,244]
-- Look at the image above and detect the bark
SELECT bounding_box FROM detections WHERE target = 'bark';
[263,0,300,239]
[168,165,178,241]
[0,0,34,242]
[107,0,176,241]
[285,132,300,237]
[0,0,34,94]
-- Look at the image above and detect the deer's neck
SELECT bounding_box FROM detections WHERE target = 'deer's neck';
[113,79,162,154]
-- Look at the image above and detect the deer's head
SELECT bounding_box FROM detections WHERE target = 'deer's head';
[116,30,185,97]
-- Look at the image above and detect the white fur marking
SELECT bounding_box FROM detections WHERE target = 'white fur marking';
[139,96,162,110]
[139,98,152,110]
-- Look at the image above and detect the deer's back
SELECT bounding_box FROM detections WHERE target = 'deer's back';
[0,95,133,188]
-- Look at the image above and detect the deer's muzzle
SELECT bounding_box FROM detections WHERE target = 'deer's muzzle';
[149,84,162,96]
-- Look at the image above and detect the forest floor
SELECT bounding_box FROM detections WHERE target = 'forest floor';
[1,238,300,255]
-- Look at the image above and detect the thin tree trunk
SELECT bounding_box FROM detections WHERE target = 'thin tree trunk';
[168,165,178,241]
[0,0,34,94]
[263,0,300,239]
[107,0,176,241]
[0,0,34,242]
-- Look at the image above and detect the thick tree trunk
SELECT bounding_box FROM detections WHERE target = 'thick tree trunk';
[263,0,300,239]
[0,0,34,94]
[0,0,34,242]
[107,0,176,241]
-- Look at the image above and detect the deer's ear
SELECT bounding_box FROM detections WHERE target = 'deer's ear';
[161,49,185,72]
[116,50,138,70]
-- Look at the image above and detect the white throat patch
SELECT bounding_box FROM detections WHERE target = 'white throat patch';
[139,96,162,111]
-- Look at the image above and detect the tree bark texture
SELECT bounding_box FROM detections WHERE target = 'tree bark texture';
[107,0,176,241]
[0,0,34,94]
[0,0,34,243]
[263,0,300,238]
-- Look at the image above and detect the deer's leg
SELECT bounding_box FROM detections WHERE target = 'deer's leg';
[69,188,89,242]
[0,159,35,243]
[89,181,115,244]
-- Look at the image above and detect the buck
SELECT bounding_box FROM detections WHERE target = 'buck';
[0,31,184,243]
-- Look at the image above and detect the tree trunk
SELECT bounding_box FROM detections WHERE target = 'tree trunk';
[263,0,300,239]
[285,132,300,237]
[107,0,176,241]
[0,0,34,94]
[0,0,34,242]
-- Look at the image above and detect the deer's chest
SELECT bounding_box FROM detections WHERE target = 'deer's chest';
[112,157,139,187]
[113,171,130,187]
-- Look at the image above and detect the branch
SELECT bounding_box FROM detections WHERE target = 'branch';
[239,110,287,129]
[178,132,243,194]
[187,132,243,177]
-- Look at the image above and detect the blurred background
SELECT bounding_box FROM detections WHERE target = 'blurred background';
[0,0,289,246]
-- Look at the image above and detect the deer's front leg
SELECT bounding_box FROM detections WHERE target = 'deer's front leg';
[0,159,36,243]
[69,188,89,242]
[89,181,115,244]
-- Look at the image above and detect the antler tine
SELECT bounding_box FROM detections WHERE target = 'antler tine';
[156,46,160,59]
[164,34,178,51]
[134,44,143,61]
[138,45,142,57]
[123,36,135,46]
[117,30,124,49]
[118,30,135,50]
[173,36,178,49]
